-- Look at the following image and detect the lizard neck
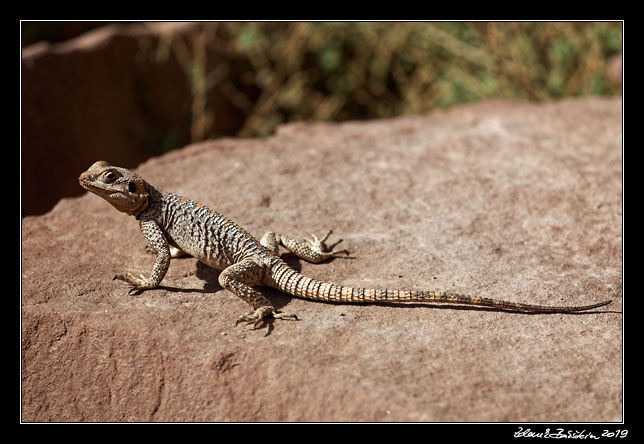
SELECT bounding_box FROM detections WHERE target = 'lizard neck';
[132,184,164,219]
[130,195,149,219]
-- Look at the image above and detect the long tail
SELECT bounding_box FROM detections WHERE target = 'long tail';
[266,262,611,313]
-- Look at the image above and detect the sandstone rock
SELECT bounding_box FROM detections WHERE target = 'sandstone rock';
[22,98,622,422]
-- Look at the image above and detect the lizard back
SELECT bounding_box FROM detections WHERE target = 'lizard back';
[149,188,267,270]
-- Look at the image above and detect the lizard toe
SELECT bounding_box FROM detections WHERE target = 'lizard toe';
[236,307,299,328]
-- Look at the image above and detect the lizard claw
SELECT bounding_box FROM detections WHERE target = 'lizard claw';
[304,230,349,257]
[113,272,154,295]
[126,285,147,295]
[236,307,299,329]
[304,230,331,249]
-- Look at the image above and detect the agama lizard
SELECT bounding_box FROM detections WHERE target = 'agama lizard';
[79,161,612,327]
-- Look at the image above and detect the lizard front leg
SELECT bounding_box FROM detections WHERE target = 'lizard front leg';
[145,244,186,258]
[218,257,298,327]
[114,218,170,294]
[260,230,349,263]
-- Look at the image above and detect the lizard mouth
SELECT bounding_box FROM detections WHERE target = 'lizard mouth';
[78,180,96,192]
[79,176,148,217]
[79,177,115,194]
[79,179,128,201]
[78,172,98,191]
[79,180,113,196]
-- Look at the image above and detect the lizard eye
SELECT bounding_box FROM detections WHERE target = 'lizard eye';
[128,182,137,193]
[104,171,116,182]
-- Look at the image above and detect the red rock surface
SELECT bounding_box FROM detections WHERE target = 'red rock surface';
[22,98,622,422]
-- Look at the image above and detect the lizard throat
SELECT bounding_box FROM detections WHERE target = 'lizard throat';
[130,194,149,218]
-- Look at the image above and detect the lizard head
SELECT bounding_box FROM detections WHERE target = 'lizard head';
[79,161,150,217]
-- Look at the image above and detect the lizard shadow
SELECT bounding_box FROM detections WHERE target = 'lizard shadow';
[352,301,620,315]
[157,256,619,317]
[153,246,619,318]
[167,259,296,314]
[174,233,353,290]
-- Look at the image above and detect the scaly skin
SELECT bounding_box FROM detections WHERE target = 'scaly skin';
[79,161,612,327]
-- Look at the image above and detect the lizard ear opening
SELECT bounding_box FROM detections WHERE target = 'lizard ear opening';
[128,182,137,193]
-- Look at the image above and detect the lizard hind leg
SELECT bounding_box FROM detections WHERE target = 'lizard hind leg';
[261,229,349,264]
[218,258,298,328]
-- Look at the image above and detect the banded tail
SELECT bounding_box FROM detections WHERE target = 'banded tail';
[267,262,612,313]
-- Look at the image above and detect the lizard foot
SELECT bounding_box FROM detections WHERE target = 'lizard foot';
[235,306,299,328]
[304,230,349,258]
[113,272,156,295]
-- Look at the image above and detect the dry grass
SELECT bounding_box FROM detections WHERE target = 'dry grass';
[168,22,621,139]
[24,21,622,141]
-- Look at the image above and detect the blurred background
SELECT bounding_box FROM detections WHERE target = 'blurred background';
[21,21,622,216]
